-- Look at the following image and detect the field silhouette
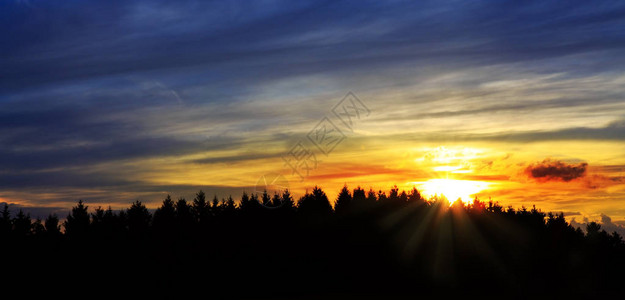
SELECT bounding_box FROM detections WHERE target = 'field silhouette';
[1,185,623,298]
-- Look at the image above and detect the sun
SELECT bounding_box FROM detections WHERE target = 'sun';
[416,179,491,204]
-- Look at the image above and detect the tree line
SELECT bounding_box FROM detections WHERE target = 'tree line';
[1,185,623,298]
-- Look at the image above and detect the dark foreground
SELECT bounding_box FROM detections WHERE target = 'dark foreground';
[2,187,624,299]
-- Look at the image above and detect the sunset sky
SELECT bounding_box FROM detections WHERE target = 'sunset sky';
[1,1,625,228]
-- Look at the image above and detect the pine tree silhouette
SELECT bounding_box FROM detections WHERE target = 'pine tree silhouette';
[352,186,367,209]
[261,190,271,207]
[127,200,151,237]
[44,214,61,237]
[239,192,251,211]
[154,195,176,235]
[223,196,236,217]
[13,210,32,237]
[334,184,352,215]
[64,200,90,238]
[0,203,11,236]
[280,189,296,213]
[192,190,210,225]
[211,195,220,216]
[271,192,281,207]
[366,188,377,205]
[32,218,45,236]
[174,197,193,233]
[298,186,333,217]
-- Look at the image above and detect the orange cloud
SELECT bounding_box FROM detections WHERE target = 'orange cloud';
[306,163,421,181]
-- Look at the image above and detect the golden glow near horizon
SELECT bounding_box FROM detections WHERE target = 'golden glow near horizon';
[279,141,625,224]
[410,147,493,204]
[416,179,492,204]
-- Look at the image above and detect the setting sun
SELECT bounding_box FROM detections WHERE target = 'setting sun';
[416,179,492,204]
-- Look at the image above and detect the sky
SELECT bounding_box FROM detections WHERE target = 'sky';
[1,0,625,229]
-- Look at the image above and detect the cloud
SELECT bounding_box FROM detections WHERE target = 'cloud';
[560,211,581,216]
[570,213,625,237]
[525,159,588,182]
[483,120,625,142]
[193,152,282,165]
[3,0,625,94]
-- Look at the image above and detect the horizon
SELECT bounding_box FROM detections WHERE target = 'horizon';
[2,183,624,238]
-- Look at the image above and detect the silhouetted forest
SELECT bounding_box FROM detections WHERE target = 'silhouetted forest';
[1,186,624,298]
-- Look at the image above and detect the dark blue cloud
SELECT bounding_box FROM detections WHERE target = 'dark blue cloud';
[376,119,625,143]
[3,0,625,93]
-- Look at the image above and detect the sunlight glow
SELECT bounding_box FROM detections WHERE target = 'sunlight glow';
[433,165,462,172]
[416,179,491,204]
